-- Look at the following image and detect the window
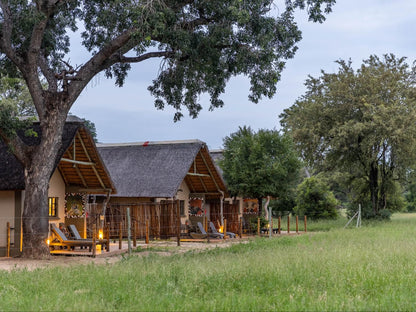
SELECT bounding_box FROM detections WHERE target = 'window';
[48,197,58,217]
[179,200,185,216]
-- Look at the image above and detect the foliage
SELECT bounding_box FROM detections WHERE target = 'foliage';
[294,176,338,220]
[404,182,416,212]
[345,179,405,220]
[3,214,416,310]
[220,127,302,209]
[269,192,297,215]
[0,77,36,117]
[0,0,336,122]
[80,117,98,143]
[281,54,416,217]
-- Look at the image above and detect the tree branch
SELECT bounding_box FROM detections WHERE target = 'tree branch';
[0,0,24,66]
[0,128,31,166]
[38,54,58,91]
[119,51,174,63]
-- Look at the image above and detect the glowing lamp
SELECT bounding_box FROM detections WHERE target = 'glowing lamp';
[46,239,50,245]
[218,226,223,233]
[98,230,103,240]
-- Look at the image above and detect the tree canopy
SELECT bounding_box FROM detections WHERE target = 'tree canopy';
[220,126,302,216]
[0,0,334,257]
[280,54,416,216]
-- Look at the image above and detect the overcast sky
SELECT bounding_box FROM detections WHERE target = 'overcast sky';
[70,0,416,150]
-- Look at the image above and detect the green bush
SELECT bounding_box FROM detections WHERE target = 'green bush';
[405,183,416,212]
[294,177,338,220]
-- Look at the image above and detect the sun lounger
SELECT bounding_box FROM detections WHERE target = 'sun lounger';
[67,224,110,251]
[49,224,108,252]
[198,222,223,239]
[209,221,236,238]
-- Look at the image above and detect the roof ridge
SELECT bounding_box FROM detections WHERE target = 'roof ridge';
[97,139,204,148]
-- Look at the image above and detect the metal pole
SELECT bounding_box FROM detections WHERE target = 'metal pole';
[127,207,131,256]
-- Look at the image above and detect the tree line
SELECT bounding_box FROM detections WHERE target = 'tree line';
[221,54,416,221]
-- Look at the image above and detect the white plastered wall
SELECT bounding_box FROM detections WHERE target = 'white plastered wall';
[176,180,190,223]
[48,169,66,225]
[0,191,15,247]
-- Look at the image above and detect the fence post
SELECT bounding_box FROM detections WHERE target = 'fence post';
[145,219,149,244]
[224,219,227,240]
[7,222,10,257]
[287,215,290,234]
[239,217,243,238]
[119,221,123,250]
[176,200,181,247]
[304,215,307,233]
[278,216,281,234]
[92,224,97,258]
[133,221,137,247]
[269,207,272,239]
[127,207,131,256]
[257,217,260,236]
[106,225,110,252]
[296,216,299,234]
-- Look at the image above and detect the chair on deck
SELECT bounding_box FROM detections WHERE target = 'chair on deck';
[49,224,108,252]
[198,222,223,239]
[49,224,93,251]
[209,221,236,238]
[67,224,110,251]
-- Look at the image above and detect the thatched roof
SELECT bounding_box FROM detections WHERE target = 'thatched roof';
[0,118,115,193]
[97,140,227,198]
[210,149,224,176]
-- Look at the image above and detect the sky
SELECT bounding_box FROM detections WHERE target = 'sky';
[70,0,416,150]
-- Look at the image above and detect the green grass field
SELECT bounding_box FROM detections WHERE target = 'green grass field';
[2,213,416,311]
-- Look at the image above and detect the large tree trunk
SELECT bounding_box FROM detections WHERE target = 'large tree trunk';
[21,110,67,258]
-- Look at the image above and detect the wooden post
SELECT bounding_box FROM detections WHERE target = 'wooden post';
[119,221,123,250]
[257,217,260,236]
[106,225,110,252]
[239,217,243,238]
[268,207,272,239]
[133,221,137,247]
[224,219,227,240]
[6,222,10,258]
[296,216,299,234]
[304,215,307,233]
[278,216,281,234]
[127,207,132,256]
[176,200,181,247]
[145,219,149,244]
[92,224,97,258]
[287,215,290,234]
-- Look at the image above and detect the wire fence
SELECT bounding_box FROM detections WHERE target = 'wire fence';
[0,202,308,255]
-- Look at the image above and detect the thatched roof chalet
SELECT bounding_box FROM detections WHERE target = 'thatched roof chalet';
[97,140,227,199]
[0,116,116,194]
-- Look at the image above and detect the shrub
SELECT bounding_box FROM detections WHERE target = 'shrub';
[294,177,338,220]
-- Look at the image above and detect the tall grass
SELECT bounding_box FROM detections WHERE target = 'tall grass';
[2,213,416,311]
